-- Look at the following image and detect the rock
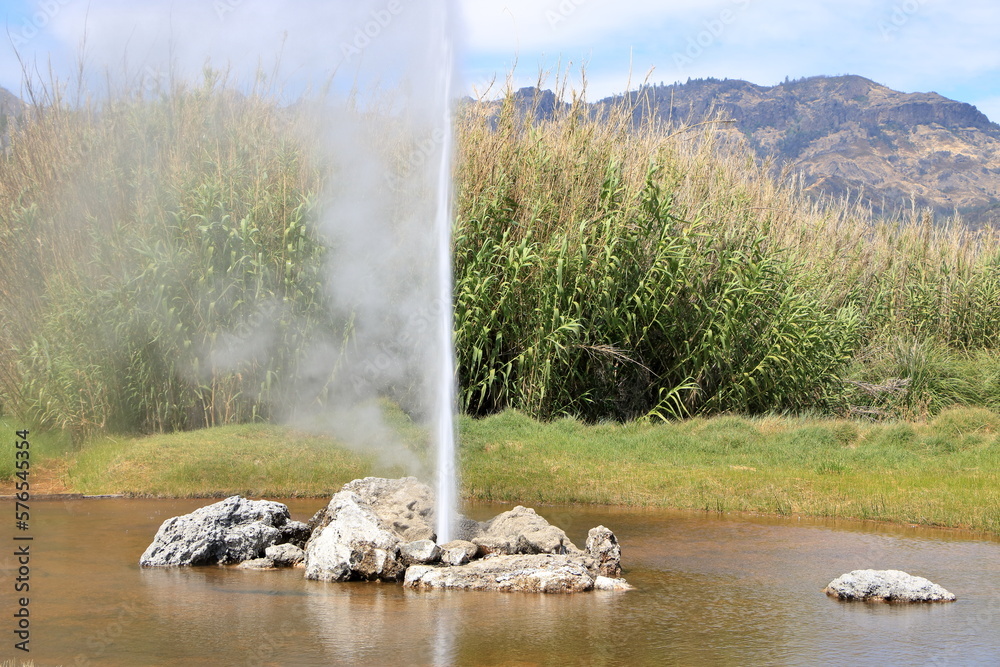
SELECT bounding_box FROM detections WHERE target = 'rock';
[301,478,633,594]
[345,477,438,542]
[471,506,582,556]
[140,496,291,567]
[440,540,478,566]
[307,477,437,545]
[594,575,634,591]
[304,490,405,582]
[454,516,489,542]
[404,554,596,593]
[824,569,956,602]
[238,558,276,570]
[266,543,306,567]
[399,540,442,565]
[279,520,312,549]
[586,525,622,578]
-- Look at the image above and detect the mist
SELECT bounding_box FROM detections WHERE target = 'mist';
[15,0,463,478]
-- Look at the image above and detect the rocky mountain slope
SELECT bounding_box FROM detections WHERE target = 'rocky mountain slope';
[606,75,1000,227]
[1,86,24,151]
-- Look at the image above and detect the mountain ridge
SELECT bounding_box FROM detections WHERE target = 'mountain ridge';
[508,75,1000,227]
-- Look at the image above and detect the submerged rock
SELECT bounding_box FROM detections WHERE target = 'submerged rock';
[594,575,635,591]
[139,496,292,567]
[824,569,956,602]
[404,554,597,593]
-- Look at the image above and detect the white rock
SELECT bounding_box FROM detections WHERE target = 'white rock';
[399,539,442,565]
[824,569,956,602]
[304,491,404,582]
[593,575,634,591]
[404,554,595,593]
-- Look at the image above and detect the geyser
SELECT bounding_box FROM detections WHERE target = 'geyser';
[432,30,459,544]
[34,0,463,529]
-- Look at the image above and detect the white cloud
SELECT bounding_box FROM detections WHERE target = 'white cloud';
[457,0,700,54]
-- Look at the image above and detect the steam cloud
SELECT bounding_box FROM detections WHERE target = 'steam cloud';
[35,0,461,476]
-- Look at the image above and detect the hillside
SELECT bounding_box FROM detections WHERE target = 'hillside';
[605,75,1000,227]
[0,86,23,150]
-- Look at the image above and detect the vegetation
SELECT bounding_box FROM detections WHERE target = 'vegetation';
[460,407,1000,534]
[3,74,1000,435]
[67,423,376,497]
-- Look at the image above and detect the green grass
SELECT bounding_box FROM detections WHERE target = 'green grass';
[458,407,1000,533]
[0,416,76,480]
[16,407,1000,534]
[66,424,378,497]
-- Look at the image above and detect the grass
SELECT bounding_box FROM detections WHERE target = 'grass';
[64,424,379,497]
[0,416,76,480]
[8,407,999,535]
[460,408,1000,533]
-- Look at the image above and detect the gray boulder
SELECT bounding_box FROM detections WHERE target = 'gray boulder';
[266,543,306,567]
[586,525,622,578]
[304,490,406,582]
[471,506,582,556]
[399,540,443,565]
[279,520,312,549]
[238,557,276,570]
[404,554,598,593]
[824,569,956,602]
[140,496,291,567]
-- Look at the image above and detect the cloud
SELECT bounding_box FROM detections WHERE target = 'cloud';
[457,0,1000,108]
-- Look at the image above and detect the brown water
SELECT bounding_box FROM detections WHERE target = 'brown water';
[2,498,999,666]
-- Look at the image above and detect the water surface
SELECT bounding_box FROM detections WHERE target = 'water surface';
[4,498,998,665]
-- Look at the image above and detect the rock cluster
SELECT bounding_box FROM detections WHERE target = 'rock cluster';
[140,477,632,593]
[824,569,956,602]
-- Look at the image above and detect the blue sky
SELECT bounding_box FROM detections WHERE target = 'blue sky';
[2,0,999,121]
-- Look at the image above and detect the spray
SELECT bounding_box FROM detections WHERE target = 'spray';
[432,30,458,544]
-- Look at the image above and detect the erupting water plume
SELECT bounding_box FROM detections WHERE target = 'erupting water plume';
[432,32,458,544]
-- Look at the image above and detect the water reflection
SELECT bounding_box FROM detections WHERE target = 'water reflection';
[7,498,999,666]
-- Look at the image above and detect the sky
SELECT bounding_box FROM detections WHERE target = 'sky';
[1,0,999,121]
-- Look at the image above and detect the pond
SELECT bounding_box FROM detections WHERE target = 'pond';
[8,498,1000,665]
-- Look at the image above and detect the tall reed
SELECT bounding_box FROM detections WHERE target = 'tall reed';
[2,72,1000,434]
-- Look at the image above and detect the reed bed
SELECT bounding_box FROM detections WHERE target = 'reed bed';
[2,73,1000,435]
